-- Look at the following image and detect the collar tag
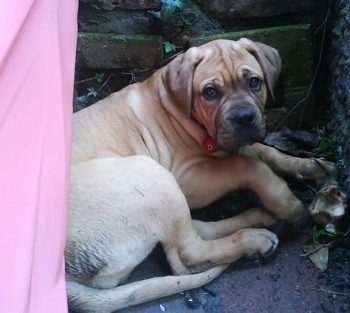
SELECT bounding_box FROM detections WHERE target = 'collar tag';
[202,136,219,153]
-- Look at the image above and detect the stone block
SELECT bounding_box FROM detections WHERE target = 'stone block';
[78,8,153,35]
[79,0,161,10]
[190,25,315,130]
[76,33,163,70]
[194,0,327,19]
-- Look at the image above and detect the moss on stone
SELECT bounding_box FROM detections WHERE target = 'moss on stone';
[76,33,163,70]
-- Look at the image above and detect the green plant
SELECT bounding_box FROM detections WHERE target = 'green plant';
[94,72,105,83]
[77,73,105,99]
[310,225,345,244]
[149,0,192,25]
[311,137,334,157]
[86,87,99,98]
[76,72,112,105]
[163,41,176,53]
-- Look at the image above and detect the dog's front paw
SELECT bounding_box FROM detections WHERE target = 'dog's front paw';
[296,158,336,184]
[236,228,279,259]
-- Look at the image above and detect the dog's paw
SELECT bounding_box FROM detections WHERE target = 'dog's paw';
[295,158,336,184]
[236,228,279,259]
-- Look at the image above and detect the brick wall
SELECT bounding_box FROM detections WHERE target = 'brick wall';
[76,1,331,132]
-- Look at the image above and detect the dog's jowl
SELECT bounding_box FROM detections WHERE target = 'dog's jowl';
[66,39,335,312]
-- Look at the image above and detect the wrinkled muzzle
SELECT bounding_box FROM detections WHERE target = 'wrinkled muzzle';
[216,102,265,151]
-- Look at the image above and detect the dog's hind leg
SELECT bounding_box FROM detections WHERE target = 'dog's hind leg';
[154,175,278,276]
[67,156,278,312]
[67,157,233,312]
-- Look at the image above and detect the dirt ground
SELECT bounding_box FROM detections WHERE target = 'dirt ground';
[118,189,350,313]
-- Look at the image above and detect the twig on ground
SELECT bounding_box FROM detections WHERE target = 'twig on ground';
[312,286,350,297]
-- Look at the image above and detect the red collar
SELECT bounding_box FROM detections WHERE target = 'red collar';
[190,114,219,154]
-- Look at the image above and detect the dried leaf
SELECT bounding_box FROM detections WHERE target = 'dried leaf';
[302,244,329,272]
[308,180,347,227]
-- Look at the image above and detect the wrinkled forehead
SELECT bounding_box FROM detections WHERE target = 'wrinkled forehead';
[193,40,263,83]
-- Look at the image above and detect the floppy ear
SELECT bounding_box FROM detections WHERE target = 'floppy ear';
[237,38,282,100]
[161,47,204,117]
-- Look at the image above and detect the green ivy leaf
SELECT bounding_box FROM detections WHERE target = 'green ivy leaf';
[162,0,191,10]
[311,137,333,155]
[94,73,105,83]
[161,3,177,23]
[87,87,98,98]
[332,230,345,242]
[180,12,192,26]
[163,41,176,53]
[148,10,161,19]
[150,0,192,23]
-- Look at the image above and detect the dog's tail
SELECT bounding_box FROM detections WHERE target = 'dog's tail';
[67,265,228,313]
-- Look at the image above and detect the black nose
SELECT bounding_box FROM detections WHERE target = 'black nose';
[231,108,256,127]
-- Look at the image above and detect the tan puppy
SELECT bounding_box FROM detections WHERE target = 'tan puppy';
[66,39,335,312]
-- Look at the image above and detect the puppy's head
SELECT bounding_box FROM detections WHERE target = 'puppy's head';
[162,38,281,152]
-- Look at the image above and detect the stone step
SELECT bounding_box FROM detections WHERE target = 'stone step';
[76,33,163,71]
[76,24,315,130]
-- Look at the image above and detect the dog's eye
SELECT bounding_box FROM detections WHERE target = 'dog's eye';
[203,87,219,100]
[249,77,262,91]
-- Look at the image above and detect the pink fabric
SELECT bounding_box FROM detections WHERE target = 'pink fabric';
[0,1,78,312]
